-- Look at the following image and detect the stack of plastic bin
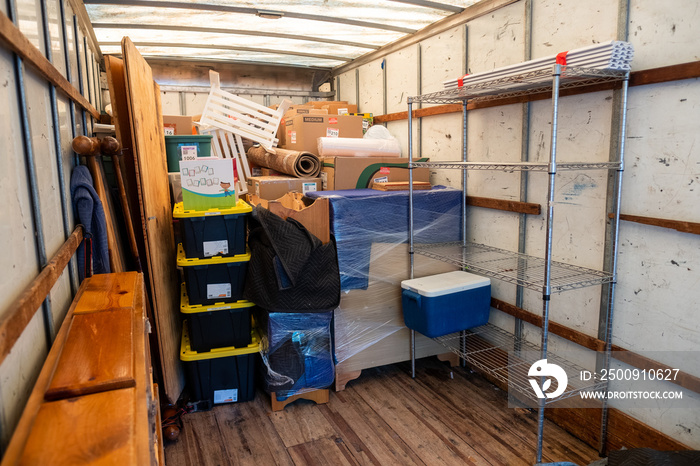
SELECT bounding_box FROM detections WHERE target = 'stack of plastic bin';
[174,199,257,409]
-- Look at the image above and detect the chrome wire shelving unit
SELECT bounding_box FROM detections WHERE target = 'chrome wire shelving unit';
[415,66,628,105]
[407,64,630,463]
[433,323,608,404]
[414,241,613,292]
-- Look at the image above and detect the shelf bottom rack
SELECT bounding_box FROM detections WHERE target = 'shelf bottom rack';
[432,323,607,405]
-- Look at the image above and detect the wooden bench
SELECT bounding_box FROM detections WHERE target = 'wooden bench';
[1,272,164,466]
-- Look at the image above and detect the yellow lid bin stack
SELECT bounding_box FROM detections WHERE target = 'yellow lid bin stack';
[173,199,257,410]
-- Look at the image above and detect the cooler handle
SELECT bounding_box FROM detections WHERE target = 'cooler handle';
[403,289,421,307]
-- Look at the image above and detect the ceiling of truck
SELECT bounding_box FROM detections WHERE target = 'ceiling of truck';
[84,0,482,69]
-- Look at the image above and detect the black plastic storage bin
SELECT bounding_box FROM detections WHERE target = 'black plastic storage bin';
[180,283,254,352]
[173,200,252,259]
[180,325,259,409]
[177,244,250,306]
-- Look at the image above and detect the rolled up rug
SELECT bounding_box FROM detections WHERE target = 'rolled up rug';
[247,145,322,178]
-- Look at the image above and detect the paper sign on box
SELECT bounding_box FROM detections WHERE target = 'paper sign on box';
[180,158,238,210]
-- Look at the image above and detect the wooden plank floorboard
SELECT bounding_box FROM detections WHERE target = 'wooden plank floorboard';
[407,361,599,465]
[322,387,426,465]
[265,392,339,448]
[215,395,295,466]
[165,358,599,466]
[384,363,533,465]
[288,437,360,466]
[164,409,229,466]
[350,366,488,465]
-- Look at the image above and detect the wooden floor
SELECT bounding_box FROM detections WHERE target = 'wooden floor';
[164,358,599,466]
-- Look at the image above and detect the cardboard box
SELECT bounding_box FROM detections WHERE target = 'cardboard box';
[283,115,363,154]
[321,156,430,191]
[163,115,195,135]
[247,175,321,200]
[322,103,358,115]
[306,100,346,109]
[246,193,330,244]
[277,107,328,146]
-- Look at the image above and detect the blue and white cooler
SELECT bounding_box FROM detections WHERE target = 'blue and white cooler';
[401,271,491,338]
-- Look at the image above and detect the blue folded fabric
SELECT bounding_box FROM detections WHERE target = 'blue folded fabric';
[70,165,110,281]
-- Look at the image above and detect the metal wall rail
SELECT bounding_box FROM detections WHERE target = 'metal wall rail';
[40,0,78,297]
[7,0,54,348]
[0,227,84,367]
[0,12,100,120]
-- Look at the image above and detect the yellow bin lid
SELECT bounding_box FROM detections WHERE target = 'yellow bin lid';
[180,283,255,314]
[176,243,251,267]
[172,199,252,218]
[180,324,261,361]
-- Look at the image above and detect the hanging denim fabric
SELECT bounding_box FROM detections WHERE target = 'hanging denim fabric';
[70,165,110,281]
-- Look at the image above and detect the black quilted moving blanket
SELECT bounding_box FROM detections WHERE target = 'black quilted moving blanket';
[244,206,340,312]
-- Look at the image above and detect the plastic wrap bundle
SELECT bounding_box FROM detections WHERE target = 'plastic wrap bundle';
[306,187,463,367]
[246,145,321,178]
[307,187,462,291]
[255,308,334,400]
[317,137,401,157]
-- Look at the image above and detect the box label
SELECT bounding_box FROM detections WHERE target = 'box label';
[297,108,310,114]
[328,117,338,124]
[207,283,231,300]
[320,171,328,190]
[203,240,228,257]
[302,182,317,194]
[303,116,324,123]
[163,125,175,136]
[379,167,391,175]
[213,388,238,404]
[179,144,199,160]
[326,127,339,138]
[374,176,389,183]
[288,130,297,144]
[337,108,349,115]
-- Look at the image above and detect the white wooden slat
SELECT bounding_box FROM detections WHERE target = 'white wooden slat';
[233,134,251,179]
[205,97,279,132]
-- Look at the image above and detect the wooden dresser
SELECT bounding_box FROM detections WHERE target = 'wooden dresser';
[1,272,164,465]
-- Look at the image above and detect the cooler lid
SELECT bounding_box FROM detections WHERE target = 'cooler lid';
[173,199,252,218]
[176,243,251,266]
[180,325,260,361]
[179,283,255,314]
[401,271,490,297]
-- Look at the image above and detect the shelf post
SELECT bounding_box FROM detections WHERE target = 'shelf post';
[536,63,562,464]
[408,99,416,378]
[598,72,630,456]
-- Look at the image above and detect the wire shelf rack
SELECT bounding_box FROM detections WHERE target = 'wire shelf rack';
[409,67,628,105]
[414,242,613,292]
[433,323,607,404]
[409,161,621,171]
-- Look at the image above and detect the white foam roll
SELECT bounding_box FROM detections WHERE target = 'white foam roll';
[317,137,402,157]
